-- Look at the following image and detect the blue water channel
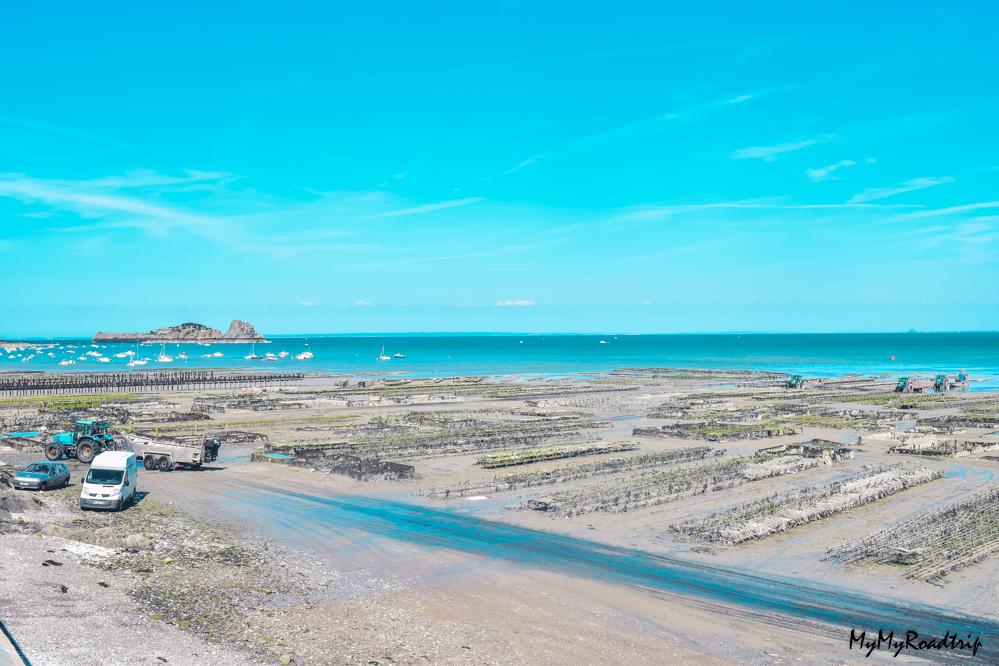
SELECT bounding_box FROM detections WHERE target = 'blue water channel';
[232,489,998,661]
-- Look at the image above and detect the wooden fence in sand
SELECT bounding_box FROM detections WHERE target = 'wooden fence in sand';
[0,371,305,396]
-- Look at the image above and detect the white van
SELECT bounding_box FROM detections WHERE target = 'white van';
[80,451,138,511]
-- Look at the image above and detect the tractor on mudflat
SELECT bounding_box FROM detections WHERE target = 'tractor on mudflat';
[45,419,121,463]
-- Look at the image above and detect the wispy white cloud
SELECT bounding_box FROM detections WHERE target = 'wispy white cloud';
[503,87,790,175]
[354,300,372,307]
[0,173,229,238]
[495,299,535,307]
[298,301,320,307]
[907,220,999,263]
[618,200,917,222]
[849,176,954,203]
[899,200,999,220]
[730,134,834,162]
[503,155,547,175]
[806,159,856,182]
[77,169,238,190]
[365,197,485,219]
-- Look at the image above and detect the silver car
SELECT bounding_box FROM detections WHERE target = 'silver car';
[11,461,71,491]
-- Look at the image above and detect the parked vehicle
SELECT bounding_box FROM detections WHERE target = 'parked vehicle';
[80,451,137,511]
[11,461,70,490]
[46,419,121,463]
[124,433,221,471]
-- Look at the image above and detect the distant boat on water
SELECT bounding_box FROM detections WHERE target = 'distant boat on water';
[156,344,173,363]
[245,343,262,360]
[599,339,609,344]
[393,352,406,359]
[377,345,391,361]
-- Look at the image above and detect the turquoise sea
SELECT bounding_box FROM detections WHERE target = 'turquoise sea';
[3,332,998,390]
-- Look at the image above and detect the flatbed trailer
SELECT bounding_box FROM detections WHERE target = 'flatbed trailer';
[123,433,221,471]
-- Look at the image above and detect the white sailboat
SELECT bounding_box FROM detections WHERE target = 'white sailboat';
[245,343,262,360]
[377,345,391,361]
[156,344,174,363]
[295,343,313,360]
[128,344,148,366]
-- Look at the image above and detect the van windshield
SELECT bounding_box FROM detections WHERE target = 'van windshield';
[86,468,123,485]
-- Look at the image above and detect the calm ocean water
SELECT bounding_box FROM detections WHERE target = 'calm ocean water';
[3,333,998,390]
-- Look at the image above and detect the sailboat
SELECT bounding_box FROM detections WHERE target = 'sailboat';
[377,345,391,361]
[295,343,313,360]
[156,344,173,363]
[245,343,262,360]
[393,352,406,359]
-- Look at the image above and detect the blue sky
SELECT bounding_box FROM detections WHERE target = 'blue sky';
[1,2,998,336]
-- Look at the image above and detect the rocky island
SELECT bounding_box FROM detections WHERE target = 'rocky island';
[93,319,266,343]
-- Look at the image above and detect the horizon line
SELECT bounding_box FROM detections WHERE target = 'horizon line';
[6,329,999,341]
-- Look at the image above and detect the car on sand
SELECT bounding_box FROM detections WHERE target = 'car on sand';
[11,461,71,490]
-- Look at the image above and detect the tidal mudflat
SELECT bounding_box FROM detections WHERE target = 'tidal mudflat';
[3,369,999,664]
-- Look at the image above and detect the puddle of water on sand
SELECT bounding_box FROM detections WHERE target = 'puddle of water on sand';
[226,489,999,658]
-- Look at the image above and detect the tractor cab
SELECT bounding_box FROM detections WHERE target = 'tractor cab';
[895,377,912,393]
[75,419,115,441]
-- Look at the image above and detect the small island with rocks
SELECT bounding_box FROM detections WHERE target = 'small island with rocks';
[93,319,267,343]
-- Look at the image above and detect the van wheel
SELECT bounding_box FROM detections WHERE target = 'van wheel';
[158,456,172,472]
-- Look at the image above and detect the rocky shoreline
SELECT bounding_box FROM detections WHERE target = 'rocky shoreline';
[93,320,266,344]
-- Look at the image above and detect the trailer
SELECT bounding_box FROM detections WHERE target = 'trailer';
[123,433,221,471]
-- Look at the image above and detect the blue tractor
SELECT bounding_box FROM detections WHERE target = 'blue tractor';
[44,419,119,463]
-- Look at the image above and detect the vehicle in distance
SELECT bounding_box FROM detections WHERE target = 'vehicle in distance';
[11,461,70,490]
[80,451,137,511]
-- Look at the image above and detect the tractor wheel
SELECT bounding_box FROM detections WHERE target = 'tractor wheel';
[144,455,158,470]
[45,446,62,461]
[157,456,172,472]
[76,439,96,464]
